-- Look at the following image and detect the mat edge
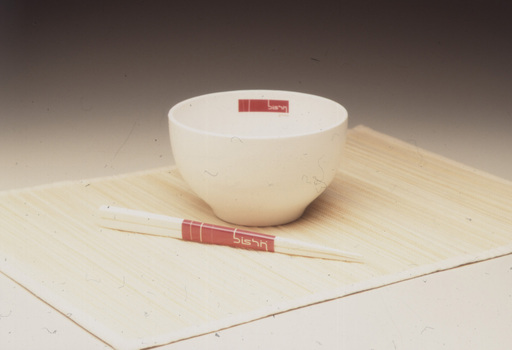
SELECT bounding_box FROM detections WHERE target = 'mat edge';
[348,125,512,186]
[3,125,511,197]
[71,244,512,349]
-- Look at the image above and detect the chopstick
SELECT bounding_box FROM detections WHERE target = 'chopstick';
[97,205,363,262]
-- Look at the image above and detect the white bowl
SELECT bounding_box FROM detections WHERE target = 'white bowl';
[168,90,347,226]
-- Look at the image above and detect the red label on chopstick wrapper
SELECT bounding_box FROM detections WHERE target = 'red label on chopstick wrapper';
[181,220,275,252]
[238,99,289,113]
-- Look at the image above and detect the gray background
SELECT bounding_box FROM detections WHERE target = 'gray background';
[2,0,511,189]
[1,1,511,349]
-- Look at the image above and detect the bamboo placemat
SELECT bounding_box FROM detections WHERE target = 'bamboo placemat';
[1,126,511,349]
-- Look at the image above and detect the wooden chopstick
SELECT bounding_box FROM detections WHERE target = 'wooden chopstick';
[98,205,363,262]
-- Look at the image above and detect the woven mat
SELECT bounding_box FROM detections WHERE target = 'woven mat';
[1,126,511,349]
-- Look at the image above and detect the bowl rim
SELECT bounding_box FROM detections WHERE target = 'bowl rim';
[168,89,348,140]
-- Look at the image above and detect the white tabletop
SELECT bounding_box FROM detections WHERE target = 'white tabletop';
[1,1,512,349]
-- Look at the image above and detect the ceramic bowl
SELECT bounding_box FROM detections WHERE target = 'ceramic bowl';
[168,90,348,226]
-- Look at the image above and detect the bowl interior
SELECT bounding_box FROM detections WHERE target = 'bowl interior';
[169,90,347,139]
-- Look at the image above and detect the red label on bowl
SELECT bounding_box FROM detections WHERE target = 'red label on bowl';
[238,99,289,113]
